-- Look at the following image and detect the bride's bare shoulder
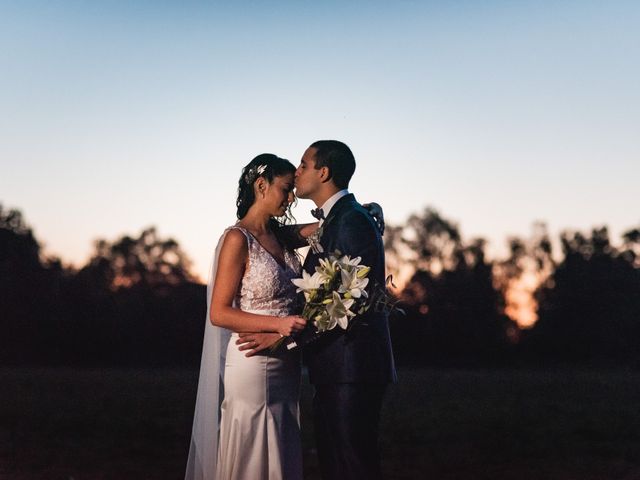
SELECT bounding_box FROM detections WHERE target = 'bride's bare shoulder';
[219,227,248,256]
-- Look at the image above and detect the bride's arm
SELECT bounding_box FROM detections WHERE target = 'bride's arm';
[278,202,384,248]
[277,223,319,249]
[209,229,306,335]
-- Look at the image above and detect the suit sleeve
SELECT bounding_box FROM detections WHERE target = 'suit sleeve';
[333,209,383,283]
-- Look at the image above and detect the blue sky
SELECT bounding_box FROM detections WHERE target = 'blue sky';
[1,0,638,279]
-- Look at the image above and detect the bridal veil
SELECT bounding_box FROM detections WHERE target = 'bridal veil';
[185,230,232,480]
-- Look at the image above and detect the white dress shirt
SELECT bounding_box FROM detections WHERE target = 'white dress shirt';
[318,189,349,227]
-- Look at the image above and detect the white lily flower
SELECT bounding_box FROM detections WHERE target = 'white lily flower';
[338,254,362,270]
[314,311,335,332]
[325,291,355,330]
[316,257,339,284]
[338,268,369,298]
[291,271,323,300]
[356,266,371,279]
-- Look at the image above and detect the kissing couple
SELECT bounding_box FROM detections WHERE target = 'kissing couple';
[185,140,397,480]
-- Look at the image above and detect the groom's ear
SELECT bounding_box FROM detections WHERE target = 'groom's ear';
[319,166,332,183]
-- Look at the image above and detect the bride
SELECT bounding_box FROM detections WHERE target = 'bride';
[185,154,314,480]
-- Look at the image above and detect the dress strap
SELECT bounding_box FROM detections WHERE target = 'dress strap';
[226,225,253,245]
[225,226,255,271]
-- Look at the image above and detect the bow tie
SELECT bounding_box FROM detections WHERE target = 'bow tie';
[310,207,325,220]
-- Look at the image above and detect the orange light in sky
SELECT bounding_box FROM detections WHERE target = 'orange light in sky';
[504,272,540,328]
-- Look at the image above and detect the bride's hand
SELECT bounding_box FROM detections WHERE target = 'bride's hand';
[278,316,306,337]
[363,202,385,235]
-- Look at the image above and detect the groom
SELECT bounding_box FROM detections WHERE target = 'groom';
[294,140,397,480]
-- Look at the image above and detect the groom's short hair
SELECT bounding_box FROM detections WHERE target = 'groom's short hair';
[310,140,355,190]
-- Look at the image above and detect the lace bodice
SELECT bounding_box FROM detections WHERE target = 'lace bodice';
[229,225,302,316]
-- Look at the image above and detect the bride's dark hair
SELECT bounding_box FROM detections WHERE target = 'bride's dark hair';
[236,154,297,224]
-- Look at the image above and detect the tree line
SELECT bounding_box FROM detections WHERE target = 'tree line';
[1,204,639,367]
[0,205,203,366]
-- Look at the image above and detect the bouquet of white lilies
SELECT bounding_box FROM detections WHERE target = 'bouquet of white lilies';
[270,251,402,352]
[292,251,372,333]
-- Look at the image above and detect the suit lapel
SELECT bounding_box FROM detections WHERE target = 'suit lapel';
[319,193,354,237]
[303,194,355,273]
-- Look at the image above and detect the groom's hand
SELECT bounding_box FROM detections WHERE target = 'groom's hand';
[237,333,282,357]
[363,202,385,235]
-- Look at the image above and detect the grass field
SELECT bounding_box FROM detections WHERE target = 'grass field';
[1,366,639,479]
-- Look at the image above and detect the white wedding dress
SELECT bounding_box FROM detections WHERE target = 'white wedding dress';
[185,225,303,480]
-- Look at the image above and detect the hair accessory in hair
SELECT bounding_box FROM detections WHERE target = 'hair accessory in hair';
[244,164,267,185]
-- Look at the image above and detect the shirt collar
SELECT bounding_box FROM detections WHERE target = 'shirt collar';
[319,189,349,224]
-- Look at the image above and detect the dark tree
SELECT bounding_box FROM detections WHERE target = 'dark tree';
[0,205,66,363]
[523,226,640,364]
[387,208,512,365]
[0,209,205,367]
[62,227,203,366]
[85,227,196,291]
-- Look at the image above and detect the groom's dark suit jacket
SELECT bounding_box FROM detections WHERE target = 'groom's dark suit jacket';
[303,194,397,385]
